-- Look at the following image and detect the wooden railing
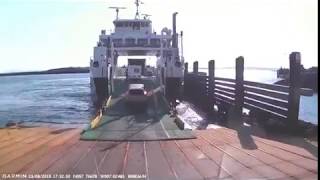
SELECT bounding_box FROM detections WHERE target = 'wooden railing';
[183,52,313,130]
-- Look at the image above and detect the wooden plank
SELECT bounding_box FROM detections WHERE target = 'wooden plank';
[197,130,292,179]
[215,128,318,173]
[245,92,288,109]
[160,140,203,180]
[248,136,317,161]
[244,103,287,119]
[97,142,128,175]
[215,81,236,88]
[215,96,234,105]
[175,140,223,179]
[19,131,81,174]
[0,127,52,147]
[194,134,264,179]
[215,85,235,93]
[250,141,310,161]
[215,77,236,83]
[0,128,58,157]
[212,128,317,164]
[44,141,96,174]
[244,86,289,101]
[289,157,318,172]
[0,129,81,174]
[123,142,147,178]
[145,141,176,180]
[215,93,235,102]
[198,131,264,167]
[215,89,235,98]
[69,141,113,175]
[0,130,63,167]
[272,161,312,178]
[244,80,289,93]
[216,127,318,161]
[244,97,288,116]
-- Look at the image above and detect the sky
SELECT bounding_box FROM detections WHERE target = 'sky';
[0,0,317,73]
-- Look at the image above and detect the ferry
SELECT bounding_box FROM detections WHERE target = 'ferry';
[89,0,184,107]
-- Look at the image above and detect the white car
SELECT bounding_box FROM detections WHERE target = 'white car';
[125,84,148,104]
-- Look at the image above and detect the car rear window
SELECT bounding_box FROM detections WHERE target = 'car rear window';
[129,89,144,95]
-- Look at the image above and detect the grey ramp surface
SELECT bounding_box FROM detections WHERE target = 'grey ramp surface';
[81,78,195,141]
[80,114,194,141]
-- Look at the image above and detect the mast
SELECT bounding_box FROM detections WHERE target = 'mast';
[109,7,126,20]
[134,0,144,19]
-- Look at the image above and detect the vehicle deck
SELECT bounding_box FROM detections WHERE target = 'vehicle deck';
[0,123,317,180]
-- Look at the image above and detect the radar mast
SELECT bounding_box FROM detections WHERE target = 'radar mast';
[109,6,126,20]
[134,0,144,19]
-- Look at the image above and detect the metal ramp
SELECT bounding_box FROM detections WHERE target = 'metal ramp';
[81,78,195,141]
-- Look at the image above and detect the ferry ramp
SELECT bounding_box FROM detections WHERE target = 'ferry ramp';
[81,78,195,141]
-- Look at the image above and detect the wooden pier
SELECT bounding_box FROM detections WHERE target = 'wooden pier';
[184,52,314,132]
[0,124,317,179]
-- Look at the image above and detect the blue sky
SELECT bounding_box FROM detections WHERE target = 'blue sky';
[0,0,317,73]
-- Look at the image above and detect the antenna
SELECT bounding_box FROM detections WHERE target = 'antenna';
[109,6,126,20]
[134,0,144,19]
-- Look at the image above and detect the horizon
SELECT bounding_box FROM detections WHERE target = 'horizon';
[0,0,318,73]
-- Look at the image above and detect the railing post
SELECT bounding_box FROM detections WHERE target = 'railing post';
[184,62,188,74]
[288,52,301,130]
[208,60,215,112]
[193,61,198,74]
[184,62,188,98]
[235,56,244,118]
[190,61,198,103]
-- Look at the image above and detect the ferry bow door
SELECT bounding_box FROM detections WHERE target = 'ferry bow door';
[164,53,183,104]
[92,46,109,104]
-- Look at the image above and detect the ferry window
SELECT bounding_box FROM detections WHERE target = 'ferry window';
[150,38,160,47]
[132,22,140,30]
[137,38,147,46]
[118,22,124,27]
[125,38,135,45]
[112,39,122,46]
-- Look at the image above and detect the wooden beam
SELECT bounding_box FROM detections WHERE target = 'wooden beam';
[193,61,198,74]
[244,92,288,109]
[244,97,288,117]
[244,80,289,93]
[244,86,289,101]
[215,81,236,88]
[287,52,302,129]
[215,77,236,83]
[235,56,244,117]
[184,62,188,74]
[209,60,215,111]
[215,85,235,94]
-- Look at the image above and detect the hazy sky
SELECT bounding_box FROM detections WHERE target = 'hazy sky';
[0,0,317,72]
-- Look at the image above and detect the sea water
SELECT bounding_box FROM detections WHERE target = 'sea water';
[0,73,93,126]
[0,70,317,127]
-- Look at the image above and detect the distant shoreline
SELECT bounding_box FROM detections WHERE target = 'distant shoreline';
[0,67,89,77]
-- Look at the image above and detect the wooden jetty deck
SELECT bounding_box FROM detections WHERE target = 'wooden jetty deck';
[0,124,317,180]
